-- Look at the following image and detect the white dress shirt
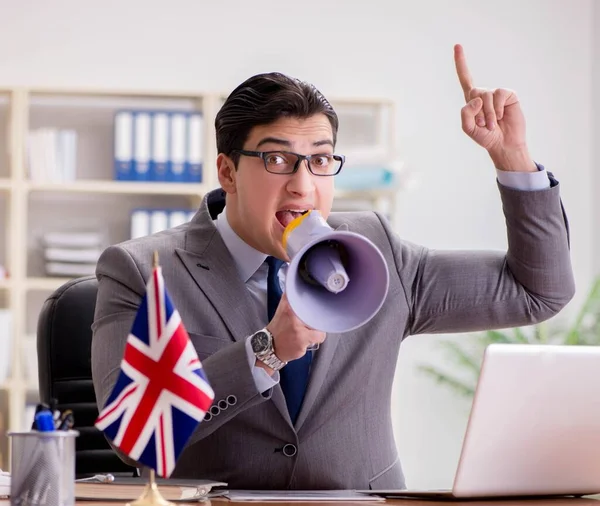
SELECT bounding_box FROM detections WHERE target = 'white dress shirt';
[214,167,550,394]
[215,209,283,393]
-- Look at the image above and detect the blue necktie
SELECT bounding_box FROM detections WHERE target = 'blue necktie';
[266,256,312,424]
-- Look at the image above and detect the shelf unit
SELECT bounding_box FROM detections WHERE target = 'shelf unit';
[0,86,400,470]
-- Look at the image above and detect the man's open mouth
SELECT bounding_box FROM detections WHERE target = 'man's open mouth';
[275,210,309,228]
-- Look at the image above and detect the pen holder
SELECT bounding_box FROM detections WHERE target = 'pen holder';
[8,430,79,506]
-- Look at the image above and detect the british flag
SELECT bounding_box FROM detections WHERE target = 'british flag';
[95,264,215,477]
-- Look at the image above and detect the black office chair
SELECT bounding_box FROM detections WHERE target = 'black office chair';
[37,275,137,478]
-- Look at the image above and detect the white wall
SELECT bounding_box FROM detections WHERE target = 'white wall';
[594,1,600,274]
[0,0,595,488]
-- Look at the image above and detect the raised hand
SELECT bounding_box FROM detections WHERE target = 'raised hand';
[454,44,536,172]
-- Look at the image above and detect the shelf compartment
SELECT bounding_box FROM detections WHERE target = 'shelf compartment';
[27,92,205,183]
[26,191,197,278]
[329,100,395,168]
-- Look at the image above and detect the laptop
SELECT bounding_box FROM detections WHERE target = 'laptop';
[366,343,600,499]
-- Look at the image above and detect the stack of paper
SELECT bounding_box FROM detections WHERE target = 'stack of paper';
[42,232,103,277]
[0,470,9,498]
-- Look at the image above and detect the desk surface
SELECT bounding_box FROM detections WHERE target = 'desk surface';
[1,498,599,506]
[208,499,600,506]
[81,499,599,506]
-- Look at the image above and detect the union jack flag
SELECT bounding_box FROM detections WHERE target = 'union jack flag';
[95,263,215,477]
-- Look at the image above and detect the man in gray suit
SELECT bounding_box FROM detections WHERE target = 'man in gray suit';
[91,44,575,490]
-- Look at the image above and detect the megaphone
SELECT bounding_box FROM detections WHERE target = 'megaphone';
[283,210,389,333]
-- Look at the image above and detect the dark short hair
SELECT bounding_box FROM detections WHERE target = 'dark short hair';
[215,72,339,166]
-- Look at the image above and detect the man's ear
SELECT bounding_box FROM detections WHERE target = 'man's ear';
[217,154,237,194]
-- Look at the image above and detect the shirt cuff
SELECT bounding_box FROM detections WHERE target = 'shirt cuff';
[496,163,550,191]
[245,335,280,393]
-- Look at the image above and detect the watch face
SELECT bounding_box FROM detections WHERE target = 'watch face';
[251,331,270,353]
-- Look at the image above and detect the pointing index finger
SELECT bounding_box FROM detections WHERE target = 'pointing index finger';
[454,44,474,102]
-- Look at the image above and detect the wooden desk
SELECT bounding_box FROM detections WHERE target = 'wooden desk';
[93,499,597,506]
[2,497,600,506]
[210,499,600,506]
[3,498,598,506]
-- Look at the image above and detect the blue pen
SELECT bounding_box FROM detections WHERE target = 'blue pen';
[35,410,55,432]
[30,403,50,430]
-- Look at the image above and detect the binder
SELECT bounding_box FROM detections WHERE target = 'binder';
[114,108,205,183]
[168,112,187,182]
[187,112,203,182]
[130,209,150,239]
[130,208,197,239]
[169,210,188,228]
[149,210,169,234]
[150,112,169,181]
[335,166,396,190]
[58,130,77,182]
[114,111,134,180]
[132,112,151,181]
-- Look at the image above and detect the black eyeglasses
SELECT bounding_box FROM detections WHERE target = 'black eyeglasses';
[231,149,345,176]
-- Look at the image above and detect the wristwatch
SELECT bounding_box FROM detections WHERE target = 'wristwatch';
[250,328,287,371]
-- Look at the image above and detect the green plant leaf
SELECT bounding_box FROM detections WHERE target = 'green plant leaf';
[565,278,600,345]
[534,323,548,344]
[436,340,482,375]
[512,326,530,343]
[418,365,476,398]
[479,329,517,344]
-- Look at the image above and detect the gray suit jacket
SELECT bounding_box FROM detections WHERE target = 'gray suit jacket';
[91,180,574,490]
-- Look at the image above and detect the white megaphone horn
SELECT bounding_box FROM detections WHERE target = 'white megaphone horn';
[283,210,389,333]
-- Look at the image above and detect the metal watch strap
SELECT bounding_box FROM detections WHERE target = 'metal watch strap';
[255,329,287,371]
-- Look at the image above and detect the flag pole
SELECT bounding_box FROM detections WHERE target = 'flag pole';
[127,251,172,506]
[127,469,174,506]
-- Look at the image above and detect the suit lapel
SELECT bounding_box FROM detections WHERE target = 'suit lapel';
[271,385,293,427]
[175,191,264,342]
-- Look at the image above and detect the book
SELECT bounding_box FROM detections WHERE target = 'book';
[75,477,227,502]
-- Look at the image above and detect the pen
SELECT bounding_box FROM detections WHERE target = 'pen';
[57,409,74,431]
[50,398,61,427]
[34,410,55,432]
[75,473,115,483]
[30,403,50,430]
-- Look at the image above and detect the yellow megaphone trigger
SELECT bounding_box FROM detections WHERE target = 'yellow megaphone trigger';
[282,210,313,250]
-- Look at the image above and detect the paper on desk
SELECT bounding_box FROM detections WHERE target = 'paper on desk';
[225,490,384,501]
[0,470,10,498]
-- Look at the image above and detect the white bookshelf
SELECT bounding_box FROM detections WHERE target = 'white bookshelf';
[25,180,209,195]
[0,86,402,470]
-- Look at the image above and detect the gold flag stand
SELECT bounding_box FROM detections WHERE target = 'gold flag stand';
[126,469,174,506]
